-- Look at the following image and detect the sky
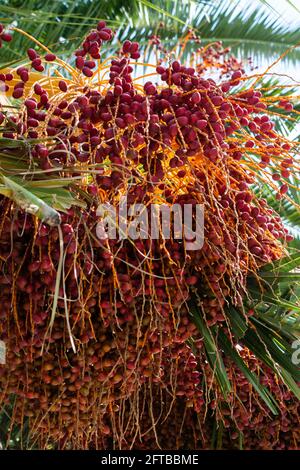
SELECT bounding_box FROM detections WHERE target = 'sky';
[235,0,300,28]
[229,0,300,79]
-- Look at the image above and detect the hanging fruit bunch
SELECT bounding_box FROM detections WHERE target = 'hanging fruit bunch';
[0,21,299,449]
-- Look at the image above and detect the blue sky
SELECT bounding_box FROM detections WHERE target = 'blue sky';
[235,0,300,28]
[228,0,300,77]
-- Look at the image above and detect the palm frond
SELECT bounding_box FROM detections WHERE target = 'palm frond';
[191,251,300,402]
[1,0,300,67]
[193,2,300,64]
[253,184,300,242]
[191,303,232,397]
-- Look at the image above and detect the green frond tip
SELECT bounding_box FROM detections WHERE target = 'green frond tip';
[0,175,61,226]
[218,329,279,415]
[189,301,231,397]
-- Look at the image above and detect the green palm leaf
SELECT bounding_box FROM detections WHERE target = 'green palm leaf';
[1,0,300,67]
[190,301,232,397]
[191,250,300,402]
[218,329,279,414]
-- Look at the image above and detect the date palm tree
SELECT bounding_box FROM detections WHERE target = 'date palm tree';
[0,0,300,449]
